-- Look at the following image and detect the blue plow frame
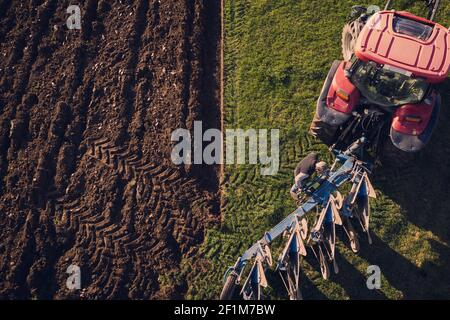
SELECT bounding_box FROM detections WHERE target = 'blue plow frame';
[221,138,376,300]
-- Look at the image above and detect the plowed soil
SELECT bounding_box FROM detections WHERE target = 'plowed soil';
[0,0,221,299]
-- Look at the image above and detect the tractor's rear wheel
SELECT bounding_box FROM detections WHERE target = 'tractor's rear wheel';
[342,20,364,61]
[220,272,238,300]
[309,112,340,146]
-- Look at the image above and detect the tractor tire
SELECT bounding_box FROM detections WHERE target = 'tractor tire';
[220,272,238,300]
[309,112,340,146]
[342,20,364,61]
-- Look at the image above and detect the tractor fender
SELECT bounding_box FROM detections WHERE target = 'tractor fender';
[316,60,352,127]
[390,92,441,152]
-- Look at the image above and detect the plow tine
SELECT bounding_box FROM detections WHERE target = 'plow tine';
[355,197,372,244]
[310,244,330,279]
[364,173,376,199]
[342,216,360,253]
[337,172,375,250]
[324,222,338,274]
[331,195,343,226]
[264,244,273,267]
[220,258,241,300]
[324,212,338,273]
[299,218,308,240]
[318,245,330,280]
[351,173,375,245]
[240,257,268,300]
[334,191,344,210]
[367,228,372,245]
[240,242,272,300]
[312,201,328,235]
[325,197,339,273]
[310,196,340,278]
[340,191,360,252]
[278,255,302,300]
[276,220,308,300]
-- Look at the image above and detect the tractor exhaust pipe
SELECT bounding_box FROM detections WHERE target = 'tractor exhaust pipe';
[384,0,392,10]
[428,0,440,21]
[384,0,440,21]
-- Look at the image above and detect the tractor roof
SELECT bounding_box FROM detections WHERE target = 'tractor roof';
[355,11,450,83]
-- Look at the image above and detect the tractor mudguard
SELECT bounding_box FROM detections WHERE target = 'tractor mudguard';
[390,92,441,152]
[316,61,357,127]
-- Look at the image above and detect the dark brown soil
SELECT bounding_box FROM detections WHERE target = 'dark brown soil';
[0,0,221,299]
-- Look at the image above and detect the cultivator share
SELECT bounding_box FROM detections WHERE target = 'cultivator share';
[220,0,449,300]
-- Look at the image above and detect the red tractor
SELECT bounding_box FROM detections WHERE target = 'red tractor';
[310,0,449,154]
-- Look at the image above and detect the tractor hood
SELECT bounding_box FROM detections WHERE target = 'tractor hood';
[355,11,450,83]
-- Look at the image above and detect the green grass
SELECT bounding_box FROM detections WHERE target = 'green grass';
[186,0,450,299]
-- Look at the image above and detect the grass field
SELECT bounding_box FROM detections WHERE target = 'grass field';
[187,0,450,299]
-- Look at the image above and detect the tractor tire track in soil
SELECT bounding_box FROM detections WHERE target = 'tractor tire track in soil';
[0,0,221,299]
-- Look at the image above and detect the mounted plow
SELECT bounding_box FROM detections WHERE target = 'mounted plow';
[220,138,377,300]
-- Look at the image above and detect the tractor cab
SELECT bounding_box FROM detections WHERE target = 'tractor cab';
[346,57,430,108]
[310,4,449,153]
[355,11,450,84]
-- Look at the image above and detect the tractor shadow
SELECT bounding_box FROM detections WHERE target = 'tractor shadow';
[368,79,450,298]
[374,80,450,242]
[373,80,450,241]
